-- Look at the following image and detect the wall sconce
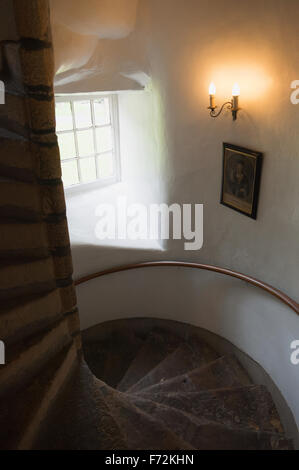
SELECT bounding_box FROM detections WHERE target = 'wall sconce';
[208,82,240,120]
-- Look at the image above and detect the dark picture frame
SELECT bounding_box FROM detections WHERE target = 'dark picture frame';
[221,143,263,220]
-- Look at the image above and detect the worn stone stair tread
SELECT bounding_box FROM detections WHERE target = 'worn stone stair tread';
[117,328,182,392]
[134,385,284,434]
[35,361,127,450]
[0,343,76,450]
[83,328,144,388]
[34,360,193,450]
[127,395,292,450]
[128,337,219,393]
[38,320,290,451]
[97,381,194,450]
[136,355,252,395]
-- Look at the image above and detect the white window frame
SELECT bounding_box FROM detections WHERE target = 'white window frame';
[55,93,121,192]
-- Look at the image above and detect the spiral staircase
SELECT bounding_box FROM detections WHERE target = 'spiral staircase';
[35,322,293,450]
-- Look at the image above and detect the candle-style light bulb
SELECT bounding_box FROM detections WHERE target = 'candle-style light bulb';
[232,82,240,97]
[209,82,216,109]
[209,82,216,96]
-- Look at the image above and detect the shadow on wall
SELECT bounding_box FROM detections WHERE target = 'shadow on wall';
[71,241,164,281]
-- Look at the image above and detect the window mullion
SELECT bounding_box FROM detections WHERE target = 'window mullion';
[110,94,121,181]
[90,99,99,179]
[70,100,82,183]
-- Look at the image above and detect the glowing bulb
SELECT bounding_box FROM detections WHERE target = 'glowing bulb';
[209,82,216,95]
[232,83,240,96]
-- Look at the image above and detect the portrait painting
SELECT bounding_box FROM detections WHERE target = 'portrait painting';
[221,143,263,219]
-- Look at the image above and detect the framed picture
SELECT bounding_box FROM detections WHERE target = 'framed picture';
[221,143,263,219]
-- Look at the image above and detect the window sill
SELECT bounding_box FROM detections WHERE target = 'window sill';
[64,175,120,197]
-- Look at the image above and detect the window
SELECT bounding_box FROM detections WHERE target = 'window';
[55,94,120,188]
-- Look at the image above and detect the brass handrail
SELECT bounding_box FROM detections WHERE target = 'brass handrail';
[75,261,299,316]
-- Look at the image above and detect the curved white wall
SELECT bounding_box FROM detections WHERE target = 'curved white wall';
[58,0,299,437]
[137,0,299,301]
[76,267,299,431]
[62,0,299,301]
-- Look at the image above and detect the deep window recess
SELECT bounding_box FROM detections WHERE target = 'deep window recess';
[55,94,121,188]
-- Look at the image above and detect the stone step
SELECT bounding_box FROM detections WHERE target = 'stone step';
[117,328,182,392]
[137,355,251,395]
[35,361,127,450]
[0,318,73,397]
[128,337,219,393]
[35,361,193,450]
[128,395,292,450]
[134,385,284,434]
[98,382,194,450]
[0,342,78,450]
[83,328,144,388]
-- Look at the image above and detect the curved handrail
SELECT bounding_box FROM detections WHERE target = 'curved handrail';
[75,261,299,316]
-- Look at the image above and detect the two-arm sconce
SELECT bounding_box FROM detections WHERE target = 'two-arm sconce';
[208,82,240,120]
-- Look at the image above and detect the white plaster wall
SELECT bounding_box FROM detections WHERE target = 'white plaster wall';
[50,0,147,91]
[135,0,299,301]
[57,0,299,433]
[67,0,299,298]
[51,0,139,38]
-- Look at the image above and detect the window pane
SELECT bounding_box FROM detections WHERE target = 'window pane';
[94,98,110,126]
[79,157,97,183]
[77,129,94,157]
[58,132,76,159]
[96,126,113,153]
[56,102,73,131]
[61,160,79,187]
[74,100,92,129]
[97,152,114,178]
